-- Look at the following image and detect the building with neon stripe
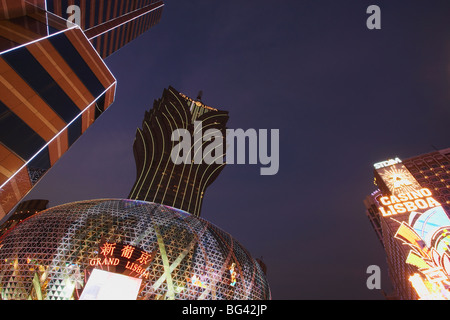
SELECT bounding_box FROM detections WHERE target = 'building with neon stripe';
[46,0,164,59]
[364,147,450,299]
[128,86,229,217]
[0,1,164,220]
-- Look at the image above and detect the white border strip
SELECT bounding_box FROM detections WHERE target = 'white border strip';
[86,3,164,40]
[0,25,78,56]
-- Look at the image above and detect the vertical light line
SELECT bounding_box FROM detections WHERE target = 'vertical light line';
[129,128,146,198]
[180,120,203,212]
[135,121,155,198]
[155,113,173,203]
[144,117,165,201]
[194,163,225,218]
[44,0,49,36]
[170,91,190,208]
[188,118,220,216]
[159,109,178,205]
[153,224,175,300]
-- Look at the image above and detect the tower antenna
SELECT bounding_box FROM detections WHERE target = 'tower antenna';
[197,90,203,102]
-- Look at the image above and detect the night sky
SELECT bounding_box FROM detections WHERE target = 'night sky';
[23,0,450,299]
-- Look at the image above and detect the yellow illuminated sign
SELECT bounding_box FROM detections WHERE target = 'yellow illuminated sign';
[377,164,421,196]
[378,188,441,217]
[395,222,450,300]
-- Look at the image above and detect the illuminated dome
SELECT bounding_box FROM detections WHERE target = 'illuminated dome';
[0,199,270,300]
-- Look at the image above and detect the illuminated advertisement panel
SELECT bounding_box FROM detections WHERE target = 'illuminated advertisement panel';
[80,269,142,300]
[375,162,422,195]
[374,161,450,299]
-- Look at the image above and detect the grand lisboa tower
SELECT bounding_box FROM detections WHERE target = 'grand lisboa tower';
[0,199,271,300]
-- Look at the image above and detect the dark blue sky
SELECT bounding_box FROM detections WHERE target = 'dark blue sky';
[25,0,450,299]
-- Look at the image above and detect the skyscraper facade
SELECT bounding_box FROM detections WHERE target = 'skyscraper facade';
[128,86,229,217]
[364,147,450,299]
[0,0,164,219]
[47,0,164,58]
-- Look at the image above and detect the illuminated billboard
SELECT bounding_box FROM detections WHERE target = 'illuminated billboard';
[375,162,422,196]
[377,187,441,217]
[88,242,154,280]
[374,161,450,299]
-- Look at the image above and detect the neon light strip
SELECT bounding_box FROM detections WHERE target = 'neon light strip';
[0,25,78,56]
[86,3,164,40]
[128,128,147,198]
[44,0,49,36]
[76,23,118,84]
[134,121,155,198]
[143,117,165,201]
[169,94,190,209]
[40,16,119,109]
[20,9,119,86]
[0,6,84,56]
[0,81,116,191]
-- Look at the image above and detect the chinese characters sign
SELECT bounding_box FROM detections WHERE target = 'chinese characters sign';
[89,242,154,279]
